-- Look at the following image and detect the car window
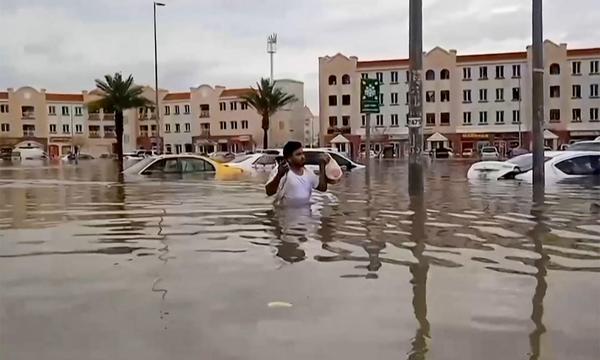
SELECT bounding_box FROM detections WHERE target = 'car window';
[330,153,352,168]
[254,154,277,166]
[142,158,179,174]
[180,157,215,173]
[567,142,600,151]
[555,155,600,175]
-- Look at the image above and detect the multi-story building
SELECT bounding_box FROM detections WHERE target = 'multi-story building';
[319,41,600,158]
[0,79,310,157]
[303,107,320,148]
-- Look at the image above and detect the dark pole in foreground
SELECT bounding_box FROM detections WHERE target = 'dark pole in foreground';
[532,0,545,195]
[154,2,165,153]
[365,113,371,161]
[408,0,424,196]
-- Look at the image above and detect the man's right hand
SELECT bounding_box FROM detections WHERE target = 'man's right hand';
[277,161,290,177]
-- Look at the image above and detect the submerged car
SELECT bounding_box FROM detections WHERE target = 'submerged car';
[467,151,600,181]
[123,154,246,179]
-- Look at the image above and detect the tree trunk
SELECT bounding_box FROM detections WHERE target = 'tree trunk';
[262,114,269,149]
[115,110,124,172]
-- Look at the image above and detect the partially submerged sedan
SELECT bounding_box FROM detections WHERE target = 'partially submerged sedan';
[123,154,246,179]
[467,151,600,182]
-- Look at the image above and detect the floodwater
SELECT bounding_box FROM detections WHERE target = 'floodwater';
[1,159,599,360]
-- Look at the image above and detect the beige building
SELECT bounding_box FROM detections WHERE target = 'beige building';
[0,79,309,157]
[319,41,600,158]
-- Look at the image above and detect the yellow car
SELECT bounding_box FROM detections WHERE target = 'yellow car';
[123,154,246,180]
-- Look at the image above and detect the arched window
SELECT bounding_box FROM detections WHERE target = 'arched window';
[549,63,560,75]
[425,70,435,81]
[328,75,337,85]
[440,69,450,80]
[342,74,351,84]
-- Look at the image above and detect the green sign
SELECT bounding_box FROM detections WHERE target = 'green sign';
[360,78,380,113]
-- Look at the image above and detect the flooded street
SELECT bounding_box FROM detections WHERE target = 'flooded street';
[1,160,599,360]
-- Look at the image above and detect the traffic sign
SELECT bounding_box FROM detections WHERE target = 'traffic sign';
[361,78,380,113]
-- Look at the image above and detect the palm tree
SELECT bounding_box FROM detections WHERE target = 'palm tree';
[241,78,297,149]
[88,73,151,169]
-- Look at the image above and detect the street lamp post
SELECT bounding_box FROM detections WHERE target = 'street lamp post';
[267,33,277,84]
[154,2,165,153]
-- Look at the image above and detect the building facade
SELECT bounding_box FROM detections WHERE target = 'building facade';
[319,41,600,158]
[0,79,309,157]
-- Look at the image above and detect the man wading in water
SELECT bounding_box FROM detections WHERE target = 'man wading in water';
[265,141,331,207]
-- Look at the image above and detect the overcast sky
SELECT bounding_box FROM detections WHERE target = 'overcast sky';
[1,0,598,111]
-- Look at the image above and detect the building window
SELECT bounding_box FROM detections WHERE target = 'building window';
[463,90,472,103]
[75,107,82,116]
[405,70,410,83]
[512,110,521,124]
[495,65,504,79]
[440,90,450,102]
[361,115,366,127]
[512,87,521,101]
[21,106,35,119]
[390,71,399,83]
[175,144,182,154]
[512,64,521,78]
[572,61,581,75]
[230,102,237,111]
[0,104,8,113]
[572,108,582,122]
[379,93,384,106]
[406,92,410,104]
[0,123,9,132]
[391,114,399,127]
[591,108,599,122]
[165,123,171,133]
[22,124,35,136]
[591,60,599,74]
[328,75,337,85]
[479,89,488,102]
[342,74,351,84]
[49,124,57,133]
[572,85,582,99]
[426,113,436,126]
[550,63,560,75]
[440,69,450,80]
[590,84,599,98]
[550,109,561,123]
[342,94,351,106]
[219,102,226,111]
[62,124,70,134]
[463,67,471,80]
[361,73,368,79]
[61,106,69,116]
[164,105,171,115]
[440,112,450,126]
[184,104,190,114]
[241,120,248,129]
[241,102,249,110]
[463,112,472,125]
[495,111,505,124]
[230,121,238,130]
[328,116,337,127]
[479,66,488,80]
[75,124,83,133]
[390,92,399,105]
[175,123,181,133]
[174,105,180,115]
[425,70,435,81]
[376,72,384,82]
[139,125,148,135]
[426,91,435,103]
[165,144,172,154]
[376,114,384,126]
[550,86,560,98]
[495,88,504,101]
[328,95,337,106]
[185,123,191,132]
[217,121,226,130]
[342,116,350,127]
[200,104,210,118]
[48,105,56,115]
[479,111,488,124]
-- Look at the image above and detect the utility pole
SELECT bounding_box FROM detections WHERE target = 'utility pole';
[532,0,545,195]
[408,0,424,196]
[365,114,371,160]
[154,2,165,154]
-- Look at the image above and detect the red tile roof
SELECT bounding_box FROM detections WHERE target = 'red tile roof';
[220,88,254,98]
[357,59,409,69]
[163,92,190,101]
[457,51,527,63]
[567,48,600,57]
[45,93,84,102]
[0,92,7,100]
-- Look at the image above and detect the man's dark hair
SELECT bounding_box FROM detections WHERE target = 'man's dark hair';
[283,141,303,158]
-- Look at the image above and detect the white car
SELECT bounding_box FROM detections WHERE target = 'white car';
[61,153,95,161]
[515,151,600,182]
[480,146,500,160]
[566,139,600,152]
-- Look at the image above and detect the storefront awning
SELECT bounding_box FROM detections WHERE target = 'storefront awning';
[543,129,558,140]
[427,132,448,142]
[330,134,350,144]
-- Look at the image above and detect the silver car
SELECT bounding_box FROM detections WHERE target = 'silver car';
[480,146,500,160]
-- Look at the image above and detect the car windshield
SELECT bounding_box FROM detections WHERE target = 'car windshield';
[124,157,155,173]
[481,148,497,153]
[568,142,600,151]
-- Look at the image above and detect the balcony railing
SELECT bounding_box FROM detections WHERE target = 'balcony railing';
[23,130,36,137]
[103,113,115,121]
[199,111,210,118]
[89,113,101,121]
[89,132,101,138]
[104,132,116,138]
[22,112,35,120]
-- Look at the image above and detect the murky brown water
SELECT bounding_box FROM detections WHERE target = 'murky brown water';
[1,159,599,360]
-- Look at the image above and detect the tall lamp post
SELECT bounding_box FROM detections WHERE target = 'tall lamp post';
[408,0,424,197]
[154,1,165,153]
[267,33,277,84]
[532,0,545,198]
